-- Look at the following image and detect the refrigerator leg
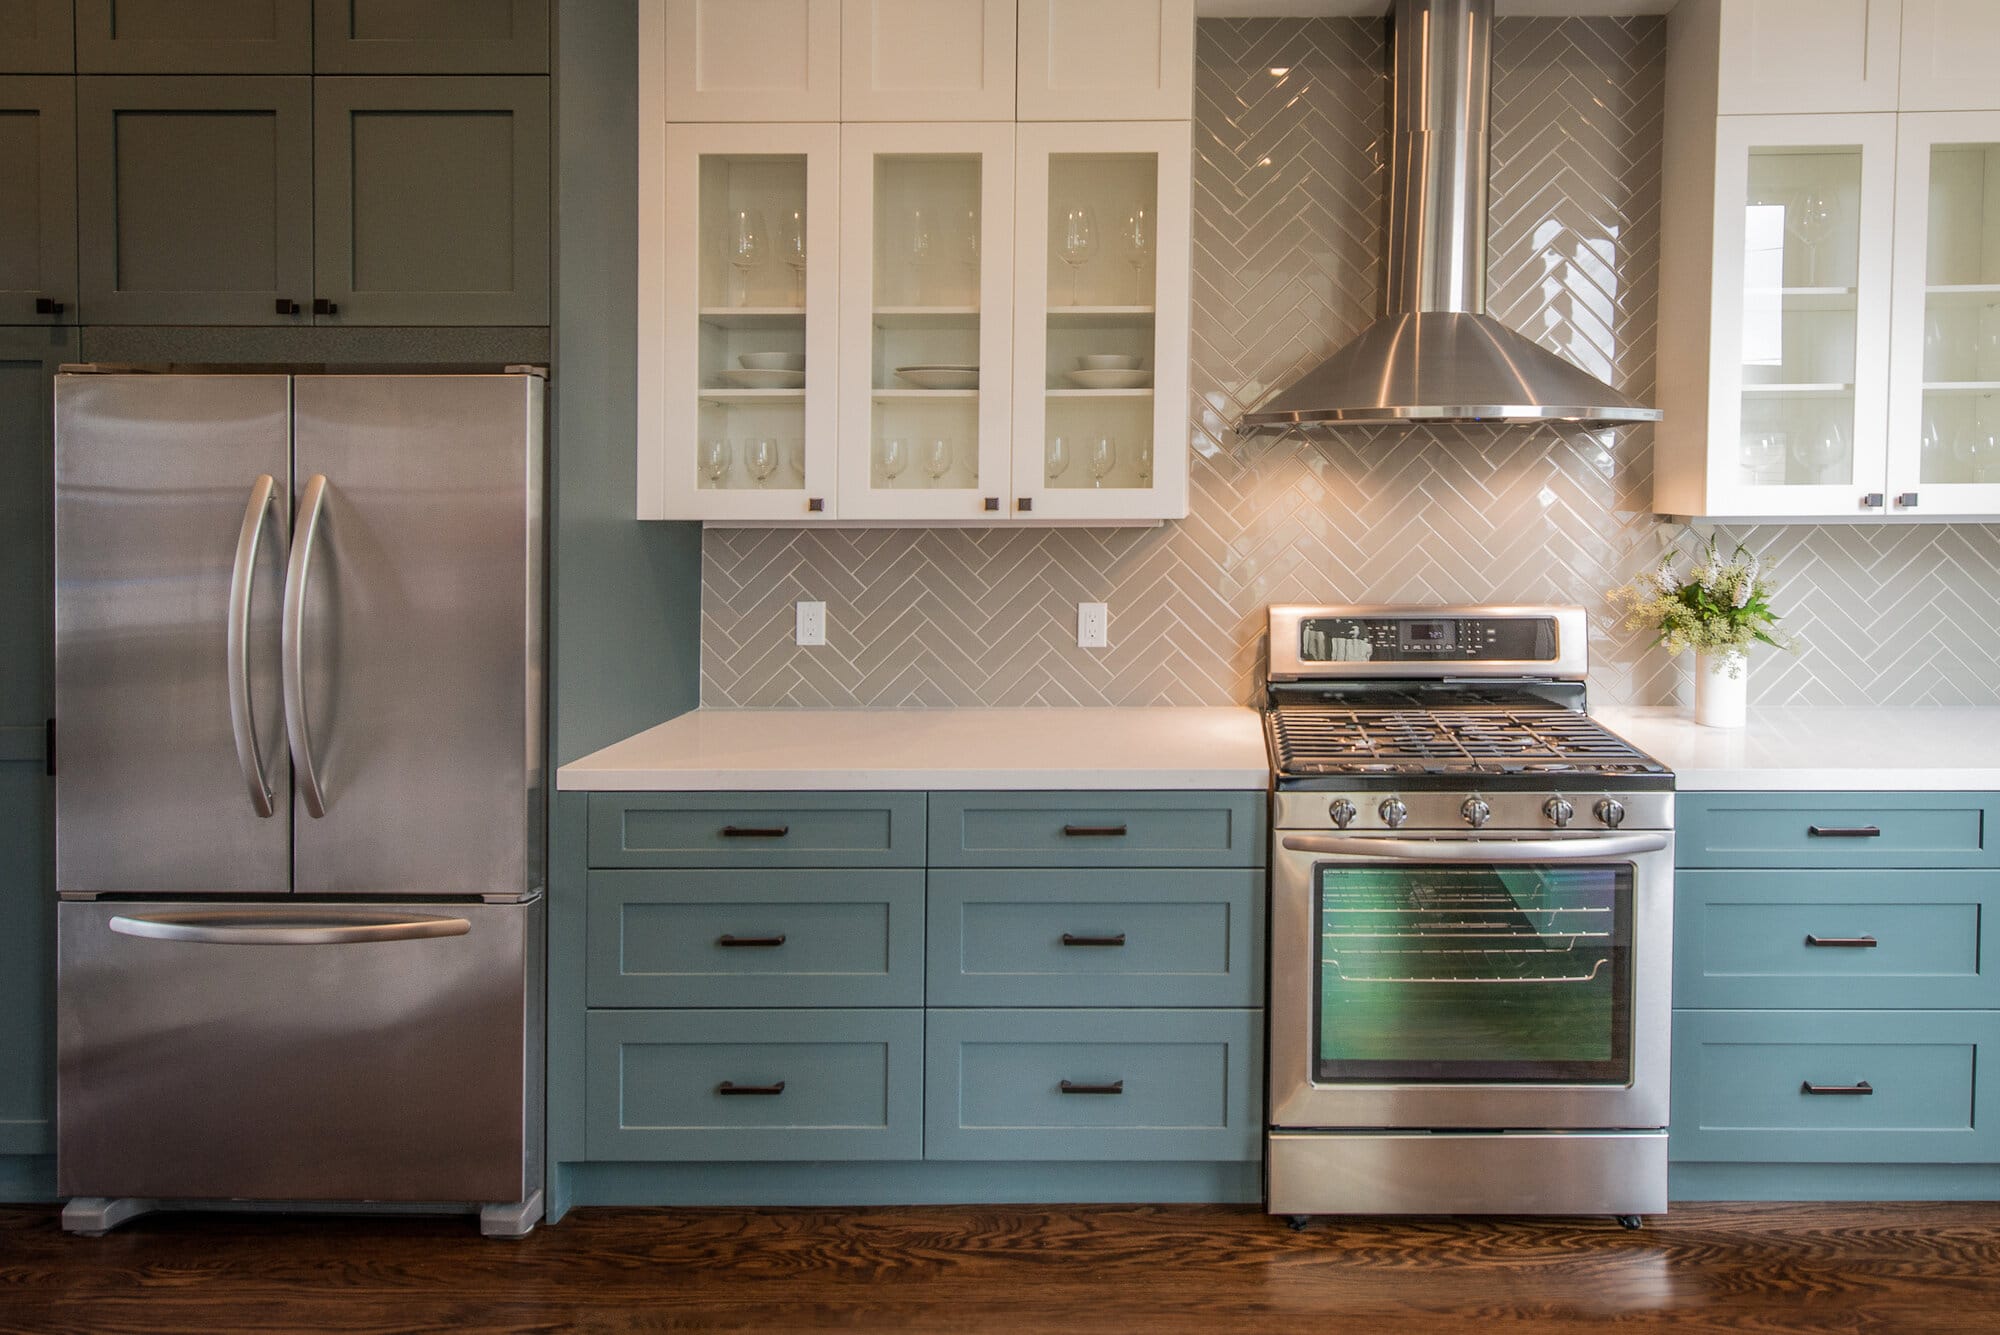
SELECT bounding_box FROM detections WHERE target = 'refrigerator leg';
[61,1197,160,1236]
[479,1189,544,1239]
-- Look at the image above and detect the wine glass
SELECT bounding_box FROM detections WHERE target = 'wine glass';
[1060,205,1098,306]
[1790,420,1847,484]
[786,436,807,482]
[1958,425,2000,483]
[1136,440,1154,484]
[880,436,911,485]
[698,437,733,487]
[729,209,767,308]
[744,437,780,488]
[1737,429,1785,486]
[954,207,981,306]
[907,207,937,305]
[777,208,807,307]
[1088,435,1117,488]
[921,437,953,487]
[1046,435,1071,483]
[1120,208,1154,305]
[1788,191,1838,286]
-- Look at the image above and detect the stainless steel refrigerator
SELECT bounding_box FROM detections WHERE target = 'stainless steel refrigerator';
[51,370,545,1237]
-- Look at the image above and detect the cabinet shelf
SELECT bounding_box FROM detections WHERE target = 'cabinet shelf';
[1925,284,2000,307]
[872,389,979,400]
[1741,383,1854,397]
[699,389,807,403]
[872,307,982,331]
[1046,388,1154,398]
[1922,382,2000,394]
[1745,287,1857,311]
[699,307,808,330]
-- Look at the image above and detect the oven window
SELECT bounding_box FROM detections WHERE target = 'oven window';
[1314,862,1633,1084]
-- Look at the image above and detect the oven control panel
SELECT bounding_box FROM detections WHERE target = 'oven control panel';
[1297,615,1557,665]
[1275,789,1674,834]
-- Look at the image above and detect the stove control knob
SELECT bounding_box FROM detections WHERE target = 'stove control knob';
[1594,797,1626,829]
[1328,799,1358,829]
[1460,797,1492,829]
[1544,796,1575,828]
[1378,797,1409,829]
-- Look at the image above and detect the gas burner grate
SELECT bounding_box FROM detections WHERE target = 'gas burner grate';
[1267,702,1666,777]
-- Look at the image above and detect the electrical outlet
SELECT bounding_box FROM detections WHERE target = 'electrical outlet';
[796,600,827,646]
[1077,602,1108,649]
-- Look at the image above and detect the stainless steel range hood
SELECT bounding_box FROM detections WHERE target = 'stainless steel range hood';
[1237,0,1660,432]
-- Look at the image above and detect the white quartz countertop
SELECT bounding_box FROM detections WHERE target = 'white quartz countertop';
[1591,705,2000,791]
[555,707,1271,792]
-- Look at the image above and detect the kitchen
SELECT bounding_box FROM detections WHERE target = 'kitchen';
[4,0,2000,1330]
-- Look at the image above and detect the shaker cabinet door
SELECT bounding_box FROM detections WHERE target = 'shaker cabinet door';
[1713,0,1901,116]
[840,0,1014,122]
[1016,0,1194,122]
[1898,0,2000,112]
[312,76,550,326]
[76,76,313,324]
[0,76,77,324]
[75,0,310,74]
[0,0,74,72]
[312,0,549,74]
[659,0,841,123]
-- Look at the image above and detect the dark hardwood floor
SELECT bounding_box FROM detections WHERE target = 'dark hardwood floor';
[1,1201,1997,1334]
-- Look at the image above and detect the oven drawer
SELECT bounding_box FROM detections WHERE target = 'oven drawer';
[1669,1010,2000,1164]
[1676,793,2000,870]
[928,792,1265,868]
[587,792,926,869]
[1675,870,2000,1010]
[584,1009,923,1161]
[926,869,1263,1007]
[585,870,925,1008]
[923,1008,1262,1161]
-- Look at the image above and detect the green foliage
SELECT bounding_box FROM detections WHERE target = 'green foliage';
[1609,539,1791,664]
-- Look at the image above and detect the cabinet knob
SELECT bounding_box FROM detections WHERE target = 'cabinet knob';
[34,297,65,316]
[983,496,999,511]
[1860,492,1884,509]
[312,298,339,316]
[1895,492,1919,509]
[275,298,301,316]
[807,497,824,513]
[1017,497,1033,512]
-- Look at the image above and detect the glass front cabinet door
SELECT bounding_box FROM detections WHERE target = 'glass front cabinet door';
[1887,110,2000,517]
[1706,113,1897,518]
[643,123,840,521]
[1011,122,1191,521]
[837,122,1016,521]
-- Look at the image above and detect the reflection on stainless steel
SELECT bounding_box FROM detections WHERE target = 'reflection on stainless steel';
[282,473,329,819]
[1266,1131,1667,1217]
[1238,0,1660,430]
[226,475,283,818]
[108,909,473,945]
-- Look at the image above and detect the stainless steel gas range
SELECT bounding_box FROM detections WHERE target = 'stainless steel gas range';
[1262,605,1674,1228]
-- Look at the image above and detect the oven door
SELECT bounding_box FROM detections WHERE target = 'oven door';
[1268,830,1673,1131]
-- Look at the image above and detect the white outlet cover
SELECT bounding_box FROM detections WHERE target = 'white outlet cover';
[1078,602,1108,649]
[796,600,827,646]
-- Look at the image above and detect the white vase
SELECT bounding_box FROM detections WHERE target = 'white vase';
[1694,649,1748,728]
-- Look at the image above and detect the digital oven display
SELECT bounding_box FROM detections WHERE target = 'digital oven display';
[1400,620,1455,652]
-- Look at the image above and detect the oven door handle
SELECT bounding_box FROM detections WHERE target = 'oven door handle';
[1281,833,1670,862]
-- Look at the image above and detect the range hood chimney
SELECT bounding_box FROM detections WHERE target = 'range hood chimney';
[1237,0,1661,431]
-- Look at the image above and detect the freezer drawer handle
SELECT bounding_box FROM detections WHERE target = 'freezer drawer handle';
[1805,934,1879,948]
[1063,824,1128,838]
[718,1081,786,1096]
[1061,933,1127,948]
[1058,1080,1125,1095]
[1807,825,1882,838]
[1801,1080,1874,1097]
[227,474,285,818]
[720,825,789,838]
[107,911,471,946]
[283,474,331,818]
[717,934,787,948]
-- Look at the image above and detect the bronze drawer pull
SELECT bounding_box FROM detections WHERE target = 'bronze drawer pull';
[1063,824,1128,837]
[1801,1080,1874,1096]
[1805,934,1878,948]
[720,824,790,838]
[1059,1080,1125,1095]
[717,934,787,948]
[1061,933,1127,948]
[718,1081,786,1096]
[1807,825,1882,838]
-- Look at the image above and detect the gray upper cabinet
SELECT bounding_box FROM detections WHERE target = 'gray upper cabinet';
[0,0,74,72]
[75,0,309,74]
[78,76,313,325]
[312,0,548,74]
[313,76,549,326]
[0,76,76,323]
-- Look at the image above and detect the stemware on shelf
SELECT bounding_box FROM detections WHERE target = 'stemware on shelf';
[1790,419,1847,484]
[1737,428,1786,486]
[698,437,733,486]
[1137,440,1154,484]
[786,436,807,481]
[921,437,954,487]
[729,208,767,308]
[880,436,912,484]
[1788,190,1838,286]
[907,207,937,305]
[777,209,807,307]
[1088,435,1116,488]
[1979,304,2000,381]
[1046,435,1071,482]
[1060,205,1098,306]
[955,207,980,305]
[1120,207,1154,304]
[744,437,780,488]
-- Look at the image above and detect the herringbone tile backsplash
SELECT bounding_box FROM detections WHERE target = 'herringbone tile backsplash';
[701,16,2000,709]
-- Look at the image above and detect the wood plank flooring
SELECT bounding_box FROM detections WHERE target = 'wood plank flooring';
[2,1202,1998,1334]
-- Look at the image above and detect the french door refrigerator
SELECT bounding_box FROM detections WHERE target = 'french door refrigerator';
[51,370,545,1237]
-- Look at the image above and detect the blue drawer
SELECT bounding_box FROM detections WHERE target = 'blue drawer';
[1670,1009,2000,1164]
[1675,870,2000,1010]
[585,1009,924,1161]
[1676,793,1999,870]
[927,869,1263,1007]
[586,870,925,1008]
[928,791,1265,868]
[924,1008,1263,1161]
[588,792,926,868]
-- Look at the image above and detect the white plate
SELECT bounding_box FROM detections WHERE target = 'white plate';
[1065,369,1151,390]
[719,368,807,389]
[896,366,980,390]
[1078,354,1143,371]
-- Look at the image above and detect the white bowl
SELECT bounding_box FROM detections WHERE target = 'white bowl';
[1077,354,1143,371]
[739,352,806,372]
[895,365,980,390]
[718,368,807,389]
[1065,369,1151,390]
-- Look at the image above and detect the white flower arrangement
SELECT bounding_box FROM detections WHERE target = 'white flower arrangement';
[1609,540,1789,676]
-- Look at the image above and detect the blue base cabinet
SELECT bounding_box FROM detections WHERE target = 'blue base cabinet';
[1670,792,2000,1201]
[554,790,1267,1216]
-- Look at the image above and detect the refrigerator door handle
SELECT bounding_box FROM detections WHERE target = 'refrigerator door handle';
[283,474,330,818]
[107,910,472,946]
[227,475,284,818]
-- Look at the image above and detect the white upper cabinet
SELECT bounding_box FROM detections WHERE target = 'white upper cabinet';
[841,0,1016,122]
[1898,0,2000,112]
[1711,0,1902,116]
[1017,0,1195,122]
[662,0,843,122]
